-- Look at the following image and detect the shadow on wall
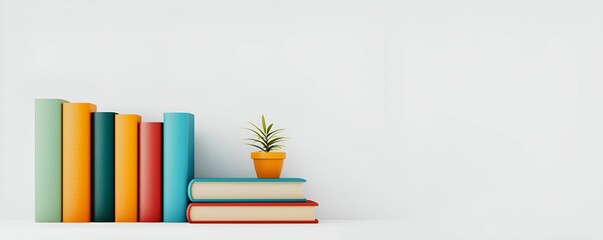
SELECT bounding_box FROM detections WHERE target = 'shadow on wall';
[194,129,256,178]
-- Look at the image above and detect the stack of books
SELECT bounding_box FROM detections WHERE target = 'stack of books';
[186,178,319,223]
[35,99,195,222]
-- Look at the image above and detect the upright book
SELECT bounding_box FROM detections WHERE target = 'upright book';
[187,201,319,223]
[115,114,141,222]
[92,112,117,222]
[35,99,68,222]
[163,113,195,222]
[139,122,163,222]
[188,178,306,202]
[62,102,97,222]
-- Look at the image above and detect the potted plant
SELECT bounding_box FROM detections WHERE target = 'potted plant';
[244,115,287,178]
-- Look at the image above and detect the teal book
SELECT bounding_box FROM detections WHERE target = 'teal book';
[188,178,307,202]
[92,112,117,222]
[163,113,195,222]
[35,98,68,222]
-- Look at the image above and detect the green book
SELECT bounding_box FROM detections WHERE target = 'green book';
[92,112,117,222]
[35,99,68,222]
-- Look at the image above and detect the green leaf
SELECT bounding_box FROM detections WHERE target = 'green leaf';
[245,128,266,142]
[266,128,285,139]
[244,138,269,149]
[244,127,261,136]
[245,143,266,152]
[249,122,267,137]
[267,144,284,152]
[245,115,286,151]
[267,137,287,146]
[266,142,284,149]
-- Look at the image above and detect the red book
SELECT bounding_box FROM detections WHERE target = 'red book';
[187,200,319,223]
[138,122,163,222]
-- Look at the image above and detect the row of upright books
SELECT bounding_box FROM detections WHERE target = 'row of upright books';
[35,99,194,222]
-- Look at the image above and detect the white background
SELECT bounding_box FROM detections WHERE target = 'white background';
[2,0,603,239]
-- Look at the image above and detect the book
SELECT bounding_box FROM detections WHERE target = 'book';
[92,112,117,222]
[139,122,163,222]
[188,178,306,202]
[115,114,141,222]
[35,99,68,222]
[163,113,195,222]
[186,200,319,223]
[62,102,97,222]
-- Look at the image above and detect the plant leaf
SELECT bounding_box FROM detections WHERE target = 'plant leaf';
[266,141,285,149]
[249,122,267,138]
[245,115,286,152]
[245,128,266,142]
[267,137,287,146]
[266,128,285,139]
[245,143,266,152]
[244,127,261,136]
[267,144,284,152]
[244,138,269,149]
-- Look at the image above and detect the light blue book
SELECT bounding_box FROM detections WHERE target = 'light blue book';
[163,113,195,222]
[188,178,307,202]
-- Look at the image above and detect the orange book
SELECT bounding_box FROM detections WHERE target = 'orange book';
[115,114,141,222]
[62,103,97,222]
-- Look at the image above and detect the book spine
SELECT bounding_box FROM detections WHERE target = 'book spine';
[62,103,97,222]
[92,112,116,222]
[115,114,141,222]
[139,122,163,222]
[163,113,194,222]
[35,99,68,222]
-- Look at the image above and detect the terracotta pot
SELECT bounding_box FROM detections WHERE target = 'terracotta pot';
[251,152,286,178]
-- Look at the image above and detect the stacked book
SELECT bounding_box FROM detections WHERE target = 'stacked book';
[35,99,195,222]
[187,178,319,223]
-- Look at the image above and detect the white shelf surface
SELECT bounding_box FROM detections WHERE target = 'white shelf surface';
[4,219,603,239]
[1,219,406,240]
